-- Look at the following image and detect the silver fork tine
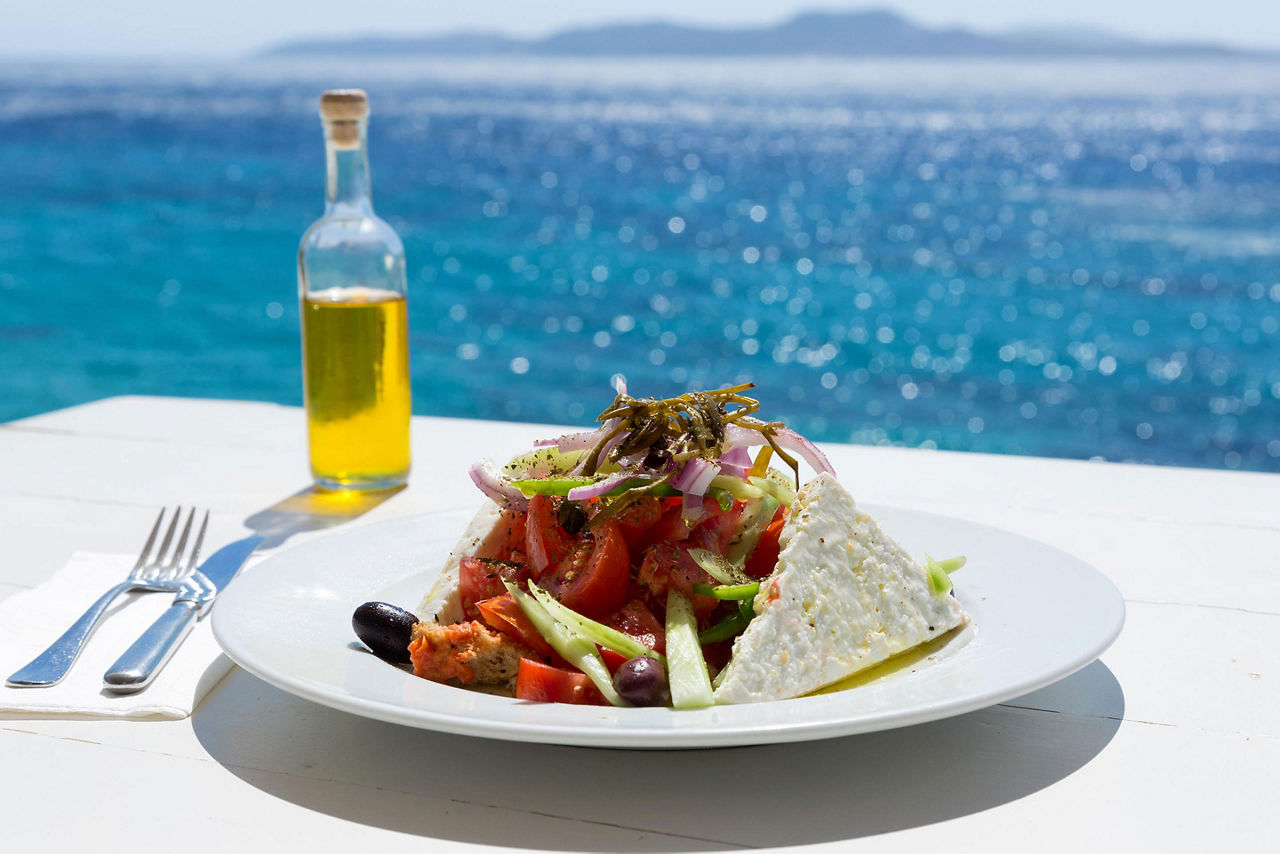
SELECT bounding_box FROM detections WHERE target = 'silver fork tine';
[131,509,167,572]
[148,507,183,572]
[160,509,197,581]
[184,511,210,575]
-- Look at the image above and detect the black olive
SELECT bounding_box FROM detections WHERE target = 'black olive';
[613,656,671,707]
[352,601,418,664]
[642,446,671,470]
[558,501,588,535]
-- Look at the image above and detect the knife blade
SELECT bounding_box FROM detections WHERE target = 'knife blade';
[103,535,263,694]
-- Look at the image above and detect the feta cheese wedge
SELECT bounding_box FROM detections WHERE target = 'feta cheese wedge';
[714,473,968,704]
[418,500,504,623]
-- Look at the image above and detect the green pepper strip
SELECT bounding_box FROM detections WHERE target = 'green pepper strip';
[691,581,760,601]
[698,612,752,644]
[512,477,675,497]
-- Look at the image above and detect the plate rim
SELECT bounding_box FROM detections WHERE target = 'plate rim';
[212,504,1126,748]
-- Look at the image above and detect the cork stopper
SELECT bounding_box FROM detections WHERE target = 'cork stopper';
[320,89,368,149]
[320,89,368,120]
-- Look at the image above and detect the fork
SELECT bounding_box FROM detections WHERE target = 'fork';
[6,507,210,688]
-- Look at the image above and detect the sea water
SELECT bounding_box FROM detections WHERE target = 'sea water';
[0,58,1277,471]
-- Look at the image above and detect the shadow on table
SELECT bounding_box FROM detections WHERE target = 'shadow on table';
[243,485,404,549]
[192,660,1124,851]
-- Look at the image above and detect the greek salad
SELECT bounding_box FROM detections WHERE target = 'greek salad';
[352,382,969,708]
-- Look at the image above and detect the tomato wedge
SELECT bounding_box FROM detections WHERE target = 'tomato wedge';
[690,497,749,554]
[607,598,666,654]
[744,507,786,579]
[636,542,719,620]
[525,495,574,579]
[541,519,630,619]
[458,556,529,619]
[622,500,693,554]
[475,593,552,658]
[610,496,668,552]
[598,646,629,675]
[515,659,606,705]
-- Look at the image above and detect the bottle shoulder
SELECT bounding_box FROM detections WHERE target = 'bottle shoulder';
[300,213,404,257]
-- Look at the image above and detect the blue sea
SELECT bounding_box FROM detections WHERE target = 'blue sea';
[1,58,1278,471]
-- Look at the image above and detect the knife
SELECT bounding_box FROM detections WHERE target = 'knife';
[103,535,263,694]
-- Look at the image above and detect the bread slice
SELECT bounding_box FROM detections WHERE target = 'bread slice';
[714,473,968,704]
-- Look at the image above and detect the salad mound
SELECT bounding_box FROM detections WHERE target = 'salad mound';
[402,382,967,708]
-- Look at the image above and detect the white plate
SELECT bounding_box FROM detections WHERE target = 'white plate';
[212,504,1124,749]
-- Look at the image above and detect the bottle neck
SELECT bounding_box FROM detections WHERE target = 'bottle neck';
[324,120,373,216]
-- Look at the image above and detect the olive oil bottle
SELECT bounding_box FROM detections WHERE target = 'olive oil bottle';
[298,90,410,491]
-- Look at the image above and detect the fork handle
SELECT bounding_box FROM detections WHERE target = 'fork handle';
[6,580,134,687]
[102,601,201,694]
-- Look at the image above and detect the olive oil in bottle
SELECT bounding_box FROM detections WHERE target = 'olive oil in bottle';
[298,90,410,491]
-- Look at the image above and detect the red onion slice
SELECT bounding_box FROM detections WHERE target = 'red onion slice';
[468,459,530,511]
[616,450,648,468]
[671,458,720,523]
[682,498,705,524]
[671,457,716,493]
[722,421,835,477]
[717,444,753,480]
[598,426,628,465]
[722,422,766,450]
[535,427,606,452]
[775,426,836,475]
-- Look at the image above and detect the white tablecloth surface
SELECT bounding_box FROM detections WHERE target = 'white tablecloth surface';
[1,396,1275,852]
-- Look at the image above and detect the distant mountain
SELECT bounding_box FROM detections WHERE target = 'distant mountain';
[261,9,1262,59]
[1001,25,1140,51]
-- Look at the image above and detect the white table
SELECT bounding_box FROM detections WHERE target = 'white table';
[2,396,1276,852]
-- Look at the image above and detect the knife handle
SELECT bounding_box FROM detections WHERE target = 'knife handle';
[103,600,201,694]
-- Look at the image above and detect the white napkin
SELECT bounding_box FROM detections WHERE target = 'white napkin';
[0,552,242,719]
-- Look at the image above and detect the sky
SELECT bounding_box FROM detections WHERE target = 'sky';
[3,0,1278,58]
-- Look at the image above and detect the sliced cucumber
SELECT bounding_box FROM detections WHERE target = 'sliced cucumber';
[527,583,664,665]
[708,475,764,502]
[931,555,967,573]
[724,495,781,565]
[664,591,714,709]
[925,555,964,597]
[502,581,626,707]
[503,447,584,478]
[707,487,734,512]
[510,476,600,495]
[688,548,753,586]
[749,473,796,508]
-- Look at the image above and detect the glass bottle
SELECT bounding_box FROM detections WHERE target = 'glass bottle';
[298,89,411,492]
